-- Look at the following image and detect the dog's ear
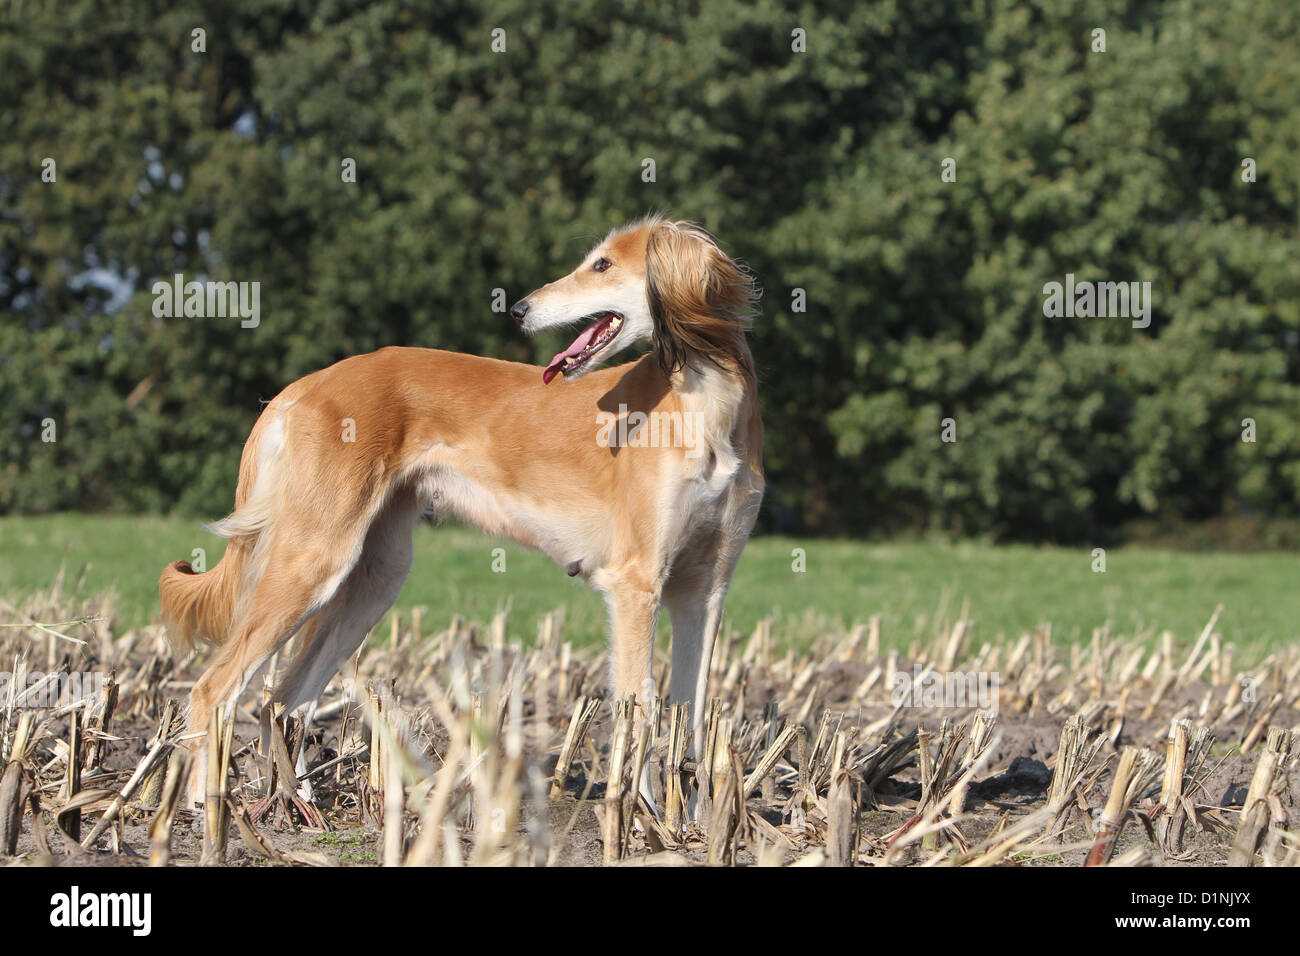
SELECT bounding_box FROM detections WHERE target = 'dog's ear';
[645,219,756,378]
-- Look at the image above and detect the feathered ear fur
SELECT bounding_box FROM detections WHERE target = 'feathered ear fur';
[644,217,758,381]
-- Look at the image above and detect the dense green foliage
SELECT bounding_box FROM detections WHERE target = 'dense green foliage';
[2,0,1297,540]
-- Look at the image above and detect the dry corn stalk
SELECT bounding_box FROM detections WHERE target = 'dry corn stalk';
[1241,693,1283,752]
[601,698,634,864]
[84,672,118,771]
[695,698,724,828]
[149,750,190,867]
[1154,719,1213,857]
[743,722,800,800]
[0,711,36,855]
[198,708,234,864]
[826,768,859,866]
[706,746,744,865]
[664,702,690,837]
[61,710,82,841]
[1084,747,1162,866]
[949,712,998,816]
[1045,714,1107,838]
[138,698,179,809]
[711,716,733,805]
[1227,727,1292,867]
[551,696,600,798]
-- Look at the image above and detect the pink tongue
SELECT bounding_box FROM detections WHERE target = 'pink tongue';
[542,321,603,384]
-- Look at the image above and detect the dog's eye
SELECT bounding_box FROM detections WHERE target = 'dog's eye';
[593,257,612,272]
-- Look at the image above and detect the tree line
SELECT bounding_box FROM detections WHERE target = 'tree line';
[2,0,1297,541]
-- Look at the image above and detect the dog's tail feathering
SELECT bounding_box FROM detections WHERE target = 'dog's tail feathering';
[158,549,244,654]
[159,407,289,653]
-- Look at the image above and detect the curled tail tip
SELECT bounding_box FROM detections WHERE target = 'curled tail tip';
[159,558,199,595]
[158,560,203,653]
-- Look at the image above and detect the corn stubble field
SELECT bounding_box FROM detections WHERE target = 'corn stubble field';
[1,579,1298,868]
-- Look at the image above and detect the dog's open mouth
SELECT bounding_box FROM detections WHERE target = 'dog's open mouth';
[542,312,623,384]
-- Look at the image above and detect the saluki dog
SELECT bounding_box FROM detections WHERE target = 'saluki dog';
[159,214,764,806]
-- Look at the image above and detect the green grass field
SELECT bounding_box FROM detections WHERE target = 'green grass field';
[1,514,1297,656]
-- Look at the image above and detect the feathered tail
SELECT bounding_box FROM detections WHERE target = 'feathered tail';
[158,549,246,652]
[158,409,289,652]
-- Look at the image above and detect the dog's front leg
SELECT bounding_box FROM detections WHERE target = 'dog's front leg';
[605,580,661,806]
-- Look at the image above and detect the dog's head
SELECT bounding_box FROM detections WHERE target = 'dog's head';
[511,215,756,384]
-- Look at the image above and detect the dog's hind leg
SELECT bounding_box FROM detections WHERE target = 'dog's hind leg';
[268,489,421,800]
[663,542,735,761]
[662,523,756,824]
[184,511,376,808]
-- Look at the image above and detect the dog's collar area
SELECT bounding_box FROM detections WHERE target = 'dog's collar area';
[542,312,624,384]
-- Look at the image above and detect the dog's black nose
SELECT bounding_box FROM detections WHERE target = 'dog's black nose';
[509,299,530,324]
